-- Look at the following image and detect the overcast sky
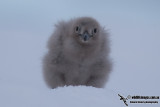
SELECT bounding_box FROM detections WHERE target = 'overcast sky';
[0,0,160,97]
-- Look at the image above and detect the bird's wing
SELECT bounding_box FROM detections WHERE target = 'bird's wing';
[124,102,128,106]
[118,94,122,97]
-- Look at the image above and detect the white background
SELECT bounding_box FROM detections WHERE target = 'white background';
[0,0,160,107]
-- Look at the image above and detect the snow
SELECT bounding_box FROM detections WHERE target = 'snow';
[0,83,123,107]
[0,0,160,107]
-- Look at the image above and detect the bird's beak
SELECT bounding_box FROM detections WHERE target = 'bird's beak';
[82,32,90,41]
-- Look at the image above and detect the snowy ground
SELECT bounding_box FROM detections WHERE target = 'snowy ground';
[0,0,160,107]
[0,84,123,107]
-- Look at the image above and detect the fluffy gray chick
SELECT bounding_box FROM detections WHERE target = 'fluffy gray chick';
[43,17,112,89]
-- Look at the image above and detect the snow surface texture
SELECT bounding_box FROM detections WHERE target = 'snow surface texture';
[0,0,160,107]
[0,85,123,107]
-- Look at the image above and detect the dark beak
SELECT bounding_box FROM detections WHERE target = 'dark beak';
[82,32,90,41]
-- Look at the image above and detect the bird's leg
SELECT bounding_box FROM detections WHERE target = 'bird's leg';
[86,75,106,88]
[45,72,66,89]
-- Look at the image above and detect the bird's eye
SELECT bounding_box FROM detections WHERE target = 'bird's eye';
[75,26,80,33]
[93,28,97,34]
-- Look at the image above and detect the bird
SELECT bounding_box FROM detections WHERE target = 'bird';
[118,94,128,106]
[43,17,112,89]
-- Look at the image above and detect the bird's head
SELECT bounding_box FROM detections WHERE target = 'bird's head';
[71,17,101,45]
